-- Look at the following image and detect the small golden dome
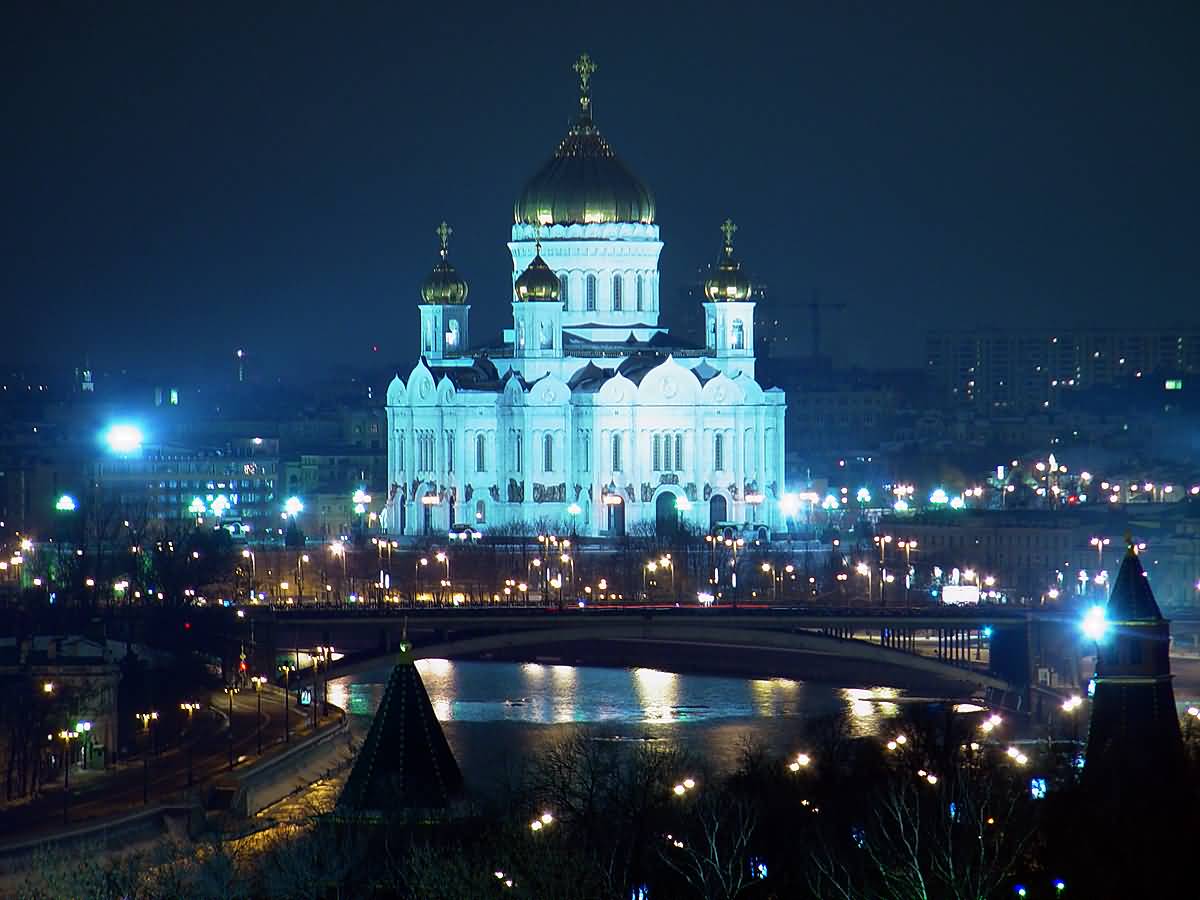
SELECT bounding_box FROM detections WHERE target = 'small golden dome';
[703,219,754,302]
[514,242,561,302]
[420,221,469,305]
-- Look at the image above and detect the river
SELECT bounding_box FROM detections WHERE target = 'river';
[324,659,970,787]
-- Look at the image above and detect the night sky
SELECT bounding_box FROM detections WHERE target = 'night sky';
[4,2,1197,376]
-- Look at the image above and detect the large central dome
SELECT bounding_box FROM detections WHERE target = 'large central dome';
[513,55,655,227]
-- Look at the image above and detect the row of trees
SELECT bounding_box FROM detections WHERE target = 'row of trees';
[22,702,1198,898]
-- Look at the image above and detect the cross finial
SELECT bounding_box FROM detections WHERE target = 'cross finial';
[436,221,452,258]
[720,218,737,255]
[573,53,597,113]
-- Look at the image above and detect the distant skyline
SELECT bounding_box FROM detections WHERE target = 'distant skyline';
[3,2,1198,375]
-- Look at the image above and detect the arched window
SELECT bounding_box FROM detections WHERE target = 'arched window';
[636,273,644,311]
[446,431,454,473]
[558,273,569,307]
[515,432,523,472]
[611,433,622,473]
[662,435,672,471]
[586,274,597,311]
[398,431,406,472]
[612,274,623,311]
[581,433,590,472]
[446,319,459,348]
[475,433,486,473]
[539,320,552,350]
[517,321,526,350]
[543,433,554,472]
[652,434,661,471]
[424,321,434,352]
[732,319,745,350]
[475,499,486,522]
[714,433,724,471]
[674,434,683,471]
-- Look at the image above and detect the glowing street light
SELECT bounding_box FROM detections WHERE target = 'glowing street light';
[283,496,303,518]
[104,423,143,454]
[55,494,77,512]
[1081,605,1108,642]
[929,488,950,505]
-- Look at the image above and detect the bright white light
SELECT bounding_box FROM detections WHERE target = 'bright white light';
[780,492,801,515]
[104,424,143,454]
[284,496,303,518]
[949,496,964,509]
[929,488,949,505]
[856,487,871,504]
[675,496,692,512]
[55,494,77,512]
[893,499,909,512]
[352,489,371,505]
[1081,605,1108,642]
[821,494,839,511]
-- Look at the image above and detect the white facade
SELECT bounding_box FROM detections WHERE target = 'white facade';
[383,76,785,538]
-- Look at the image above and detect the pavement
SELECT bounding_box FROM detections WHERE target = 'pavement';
[0,681,334,845]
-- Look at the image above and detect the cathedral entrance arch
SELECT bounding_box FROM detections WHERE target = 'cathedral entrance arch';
[655,490,681,536]
[709,494,728,530]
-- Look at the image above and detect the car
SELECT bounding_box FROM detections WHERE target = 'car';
[448,523,484,542]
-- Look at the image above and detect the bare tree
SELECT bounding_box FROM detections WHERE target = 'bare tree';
[658,792,758,900]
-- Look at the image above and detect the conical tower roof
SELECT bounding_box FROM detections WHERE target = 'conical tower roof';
[1105,544,1164,621]
[337,639,462,818]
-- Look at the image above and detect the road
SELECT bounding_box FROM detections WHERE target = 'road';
[0,683,325,845]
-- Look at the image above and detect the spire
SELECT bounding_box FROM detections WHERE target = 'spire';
[336,637,463,818]
[436,221,452,260]
[1105,540,1164,621]
[573,53,597,122]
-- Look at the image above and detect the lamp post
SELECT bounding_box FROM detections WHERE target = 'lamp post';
[855,562,872,607]
[897,540,918,612]
[180,702,200,786]
[58,728,79,823]
[136,711,158,804]
[250,676,266,754]
[873,535,892,606]
[280,665,292,744]
[1090,537,1110,571]
[435,551,450,603]
[761,562,777,603]
[223,686,237,770]
[241,549,255,601]
[567,502,582,537]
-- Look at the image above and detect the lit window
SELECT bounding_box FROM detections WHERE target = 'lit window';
[732,319,745,350]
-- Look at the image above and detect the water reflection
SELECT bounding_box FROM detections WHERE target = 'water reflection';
[632,667,679,721]
[840,687,903,737]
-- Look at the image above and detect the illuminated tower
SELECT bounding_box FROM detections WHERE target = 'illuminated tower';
[417,221,470,363]
[702,219,757,379]
[1083,542,1184,789]
[510,54,663,344]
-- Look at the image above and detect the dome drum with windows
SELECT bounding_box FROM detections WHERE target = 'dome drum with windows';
[514,54,655,227]
[420,221,469,305]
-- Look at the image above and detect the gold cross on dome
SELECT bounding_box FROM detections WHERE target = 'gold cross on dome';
[573,53,597,96]
[436,221,452,256]
[720,218,738,252]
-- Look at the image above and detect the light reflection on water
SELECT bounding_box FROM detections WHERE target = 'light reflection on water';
[330,659,920,732]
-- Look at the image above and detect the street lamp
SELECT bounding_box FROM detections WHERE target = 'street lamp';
[897,540,918,612]
[280,665,293,743]
[135,711,158,804]
[180,702,200,786]
[855,562,872,606]
[250,676,267,754]
[58,728,80,823]
[1090,537,1110,571]
[223,686,237,770]
[567,502,582,537]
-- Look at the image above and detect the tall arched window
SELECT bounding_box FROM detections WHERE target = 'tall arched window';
[539,320,552,350]
[708,320,717,350]
[558,273,569,307]
[543,433,554,472]
[475,433,486,473]
[674,434,683,471]
[475,499,486,522]
[586,274,597,311]
[581,433,590,472]
[515,432,523,472]
[732,319,745,350]
[636,273,644,311]
[446,431,455,473]
[652,434,661,471]
[517,321,526,350]
[446,319,459,348]
[611,433,622,472]
[398,431,406,473]
[662,435,672,471]
[612,274,623,311]
[714,433,724,471]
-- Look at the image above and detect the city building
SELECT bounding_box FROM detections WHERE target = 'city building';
[383,56,786,538]
[926,326,1200,411]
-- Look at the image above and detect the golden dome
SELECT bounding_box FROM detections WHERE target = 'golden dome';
[703,219,754,302]
[420,221,469,305]
[514,243,561,302]
[513,54,655,227]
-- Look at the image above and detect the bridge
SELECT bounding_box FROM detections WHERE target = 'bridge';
[249,606,1052,703]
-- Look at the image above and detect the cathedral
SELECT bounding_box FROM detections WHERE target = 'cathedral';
[383,55,786,538]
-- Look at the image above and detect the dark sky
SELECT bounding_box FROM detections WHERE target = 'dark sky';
[4,1,1197,376]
